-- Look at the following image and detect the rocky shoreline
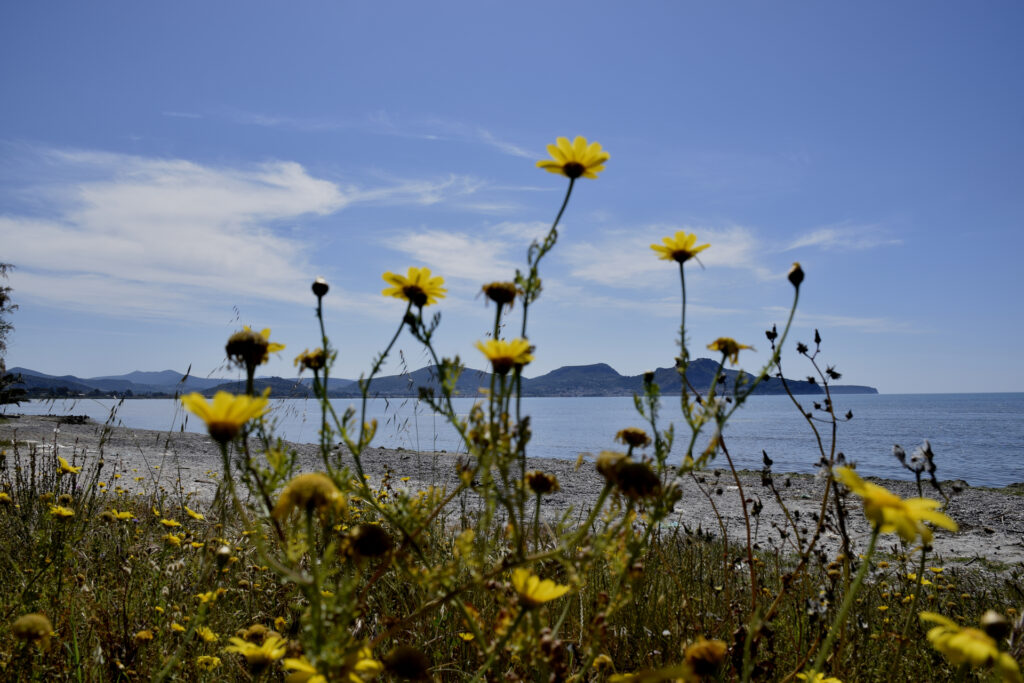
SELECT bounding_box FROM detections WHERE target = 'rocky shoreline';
[2,414,1022,567]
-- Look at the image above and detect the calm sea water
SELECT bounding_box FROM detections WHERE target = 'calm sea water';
[7,394,1024,487]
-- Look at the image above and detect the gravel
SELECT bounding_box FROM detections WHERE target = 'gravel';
[4,414,1022,568]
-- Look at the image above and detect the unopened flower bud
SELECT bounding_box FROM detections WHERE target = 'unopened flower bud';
[788,262,804,288]
[312,276,329,298]
[980,610,1011,640]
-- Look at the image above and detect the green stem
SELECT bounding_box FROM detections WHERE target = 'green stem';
[809,528,880,677]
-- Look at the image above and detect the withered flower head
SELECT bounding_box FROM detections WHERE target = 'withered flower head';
[614,461,662,501]
[684,637,729,677]
[481,281,520,308]
[12,613,53,649]
[384,645,431,680]
[596,451,627,482]
[312,276,329,298]
[226,327,284,369]
[294,348,328,373]
[347,523,393,558]
[525,471,560,496]
[615,427,652,449]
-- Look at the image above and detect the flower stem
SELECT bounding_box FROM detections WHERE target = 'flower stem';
[809,528,880,677]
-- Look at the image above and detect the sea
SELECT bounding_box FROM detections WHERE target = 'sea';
[6,393,1024,488]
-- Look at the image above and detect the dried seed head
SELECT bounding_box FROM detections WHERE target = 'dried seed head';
[481,281,520,307]
[525,471,560,496]
[12,613,53,649]
[615,427,652,449]
[384,645,431,680]
[348,523,393,558]
[226,328,269,369]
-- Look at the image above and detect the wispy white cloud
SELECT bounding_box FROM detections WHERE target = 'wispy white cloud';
[563,224,772,288]
[787,225,902,251]
[1,148,492,320]
[383,229,521,283]
[162,111,204,120]
[188,107,534,158]
[763,306,918,334]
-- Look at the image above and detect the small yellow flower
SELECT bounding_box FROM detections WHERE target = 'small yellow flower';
[834,467,958,544]
[457,632,474,641]
[224,635,287,672]
[49,505,74,518]
[707,337,754,365]
[511,568,571,608]
[381,267,446,307]
[164,533,183,547]
[195,655,221,671]
[796,673,843,683]
[920,612,1022,682]
[272,472,346,521]
[0,491,11,504]
[294,348,329,372]
[181,391,270,444]
[134,629,154,643]
[184,506,205,521]
[196,626,218,643]
[283,655,326,683]
[57,456,82,475]
[171,622,186,633]
[651,230,710,264]
[195,589,226,604]
[475,338,533,375]
[160,518,181,528]
[536,136,609,180]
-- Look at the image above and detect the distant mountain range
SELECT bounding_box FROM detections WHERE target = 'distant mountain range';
[8,361,877,399]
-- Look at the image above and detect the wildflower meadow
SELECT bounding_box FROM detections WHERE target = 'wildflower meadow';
[1,137,1021,682]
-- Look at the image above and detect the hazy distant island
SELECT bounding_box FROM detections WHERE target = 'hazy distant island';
[9,359,877,400]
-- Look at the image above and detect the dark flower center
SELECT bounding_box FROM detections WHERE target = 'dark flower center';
[402,285,428,308]
[562,161,585,179]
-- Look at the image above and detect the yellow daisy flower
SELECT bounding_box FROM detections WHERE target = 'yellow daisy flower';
[196,626,218,643]
[920,612,1022,682]
[184,506,205,521]
[834,467,958,544]
[57,456,82,475]
[650,230,710,264]
[224,635,286,672]
[195,655,221,671]
[49,505,74,518]
[272,472,346,521]
[536,136,609,179]
[381,267,446,308]
[795,673,844,683]
[475,338,534,375]
[181,391,270,444]
[511,568,571,608]
[707,337,754,365]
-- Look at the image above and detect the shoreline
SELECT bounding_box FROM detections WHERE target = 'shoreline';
[3,414,1023,567]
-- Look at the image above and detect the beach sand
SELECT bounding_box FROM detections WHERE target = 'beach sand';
[3,414,1022,568]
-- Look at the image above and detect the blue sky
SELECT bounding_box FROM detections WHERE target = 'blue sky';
[2,1,1022,393]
